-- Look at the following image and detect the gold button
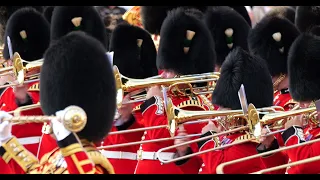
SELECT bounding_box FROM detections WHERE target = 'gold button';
[23,158,30,162]
[144,131,147,135]
[13,148,19,152]
[141,136,145,140]
[10,143,16,148]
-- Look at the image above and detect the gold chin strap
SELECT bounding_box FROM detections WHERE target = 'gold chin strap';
[273,73,286,90]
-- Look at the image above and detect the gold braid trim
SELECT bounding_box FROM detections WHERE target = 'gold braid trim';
[2,137,40,172]
[87,151,115,174]
[233,134,259,144]
[28,82,40,91]
[60,143,83,157]
[176,96,206,110]
[132,104,141,112]
[199,95,215,110]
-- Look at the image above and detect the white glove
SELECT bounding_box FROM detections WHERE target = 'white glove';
[52,110,71,141]
[0,111,13,144]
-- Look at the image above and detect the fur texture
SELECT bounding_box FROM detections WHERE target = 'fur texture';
[51,6,108,49]
[40,31,116,142]
[204,6,250,66]
[212,47,273,110]
[110,24,158,79]
[3,7,50,61]
[157,7,216,75]
[228,6,252,27]
[264,6,296,24]
[248,15,300,76]
[295,6,320,33]
[288,34,320,102]
[43,6,55,23]
[140,6,209,35]
[0,6,44,44]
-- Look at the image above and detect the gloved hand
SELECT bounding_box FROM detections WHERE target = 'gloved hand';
[52,110,71,141]
[0,111,13,144]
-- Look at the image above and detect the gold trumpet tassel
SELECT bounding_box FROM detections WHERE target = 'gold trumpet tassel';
[184,30,196,54]
[71,17,83,28]
[137,39,143,48]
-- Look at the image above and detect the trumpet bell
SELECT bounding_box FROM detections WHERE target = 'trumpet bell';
[12,52,24,84]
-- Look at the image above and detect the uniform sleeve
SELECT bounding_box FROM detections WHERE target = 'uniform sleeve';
[113,114,144,143]
[174,147,202,174]
[256,139,288,174]
[18,92,43,116]
[282,126,320,162]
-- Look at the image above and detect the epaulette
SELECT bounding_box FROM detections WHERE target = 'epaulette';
[28,82,40,92]
[132,104,141,112]
[176,96,206,110]
[283,99,299,110]
[233,133,259,144]
[86,151,115,174]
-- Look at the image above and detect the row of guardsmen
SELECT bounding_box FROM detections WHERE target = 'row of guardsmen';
[0,6,318,174]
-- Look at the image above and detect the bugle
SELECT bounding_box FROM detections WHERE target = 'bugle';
[0,52,42,89]
[215,138,320,174]
[114,65,220,108]
[8,102,41,117]
[155,103,282,164]
[0,105,86,133]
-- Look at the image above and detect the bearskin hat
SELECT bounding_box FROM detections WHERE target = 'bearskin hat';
[0,6,44,44]
[157,7,216,75]
[310,25,320,36]
[288,34,320,102]
[40,31,116,142]
[51,6,108,49]
[204,6,250,67]
[295,6,320,33]
[3,7,50,61]
[212,47,273,110]
[140,6,209,35]
[43,6,55,23]
[110,24,158,79]
[248,15,300,77]
[264,6,296,24]
[228,6,252,27]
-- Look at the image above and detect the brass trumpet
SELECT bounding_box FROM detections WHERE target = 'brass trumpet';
[0,52,42,89]
[1,105,86,133]
[251,106,317,138]
[156,103,284,164]
[216,138,320,174]
[114,65,220,108]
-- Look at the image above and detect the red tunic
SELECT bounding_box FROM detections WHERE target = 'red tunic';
[0,135,115,174]
[100,102,144,174]
[0,81,43,174]
[177,132,268,174]
[134,95,214,174]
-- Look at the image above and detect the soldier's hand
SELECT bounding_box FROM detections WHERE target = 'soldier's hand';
[0,111,13,144]
[259,127,274,149]
[12,80,29,104]
[146,86,163,100]
[201,120,221,134]
[52,110,71,141]
[284,114,304,130]
[117,95,134,122]
[175,126,190,156]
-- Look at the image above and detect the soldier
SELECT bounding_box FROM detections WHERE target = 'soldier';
[99,23,158,174]
[43,6,55,23]
[204,6,251,72]
[134,7,216,174]
[50,6,108,49]
[140,6,209,51]
[248,15,300,112]
[174,47,274,174]
[0,6,44,44]
[0,7,50,174]
[258,33,320,174]
[0,31,117,174]
[295,6,320,33]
